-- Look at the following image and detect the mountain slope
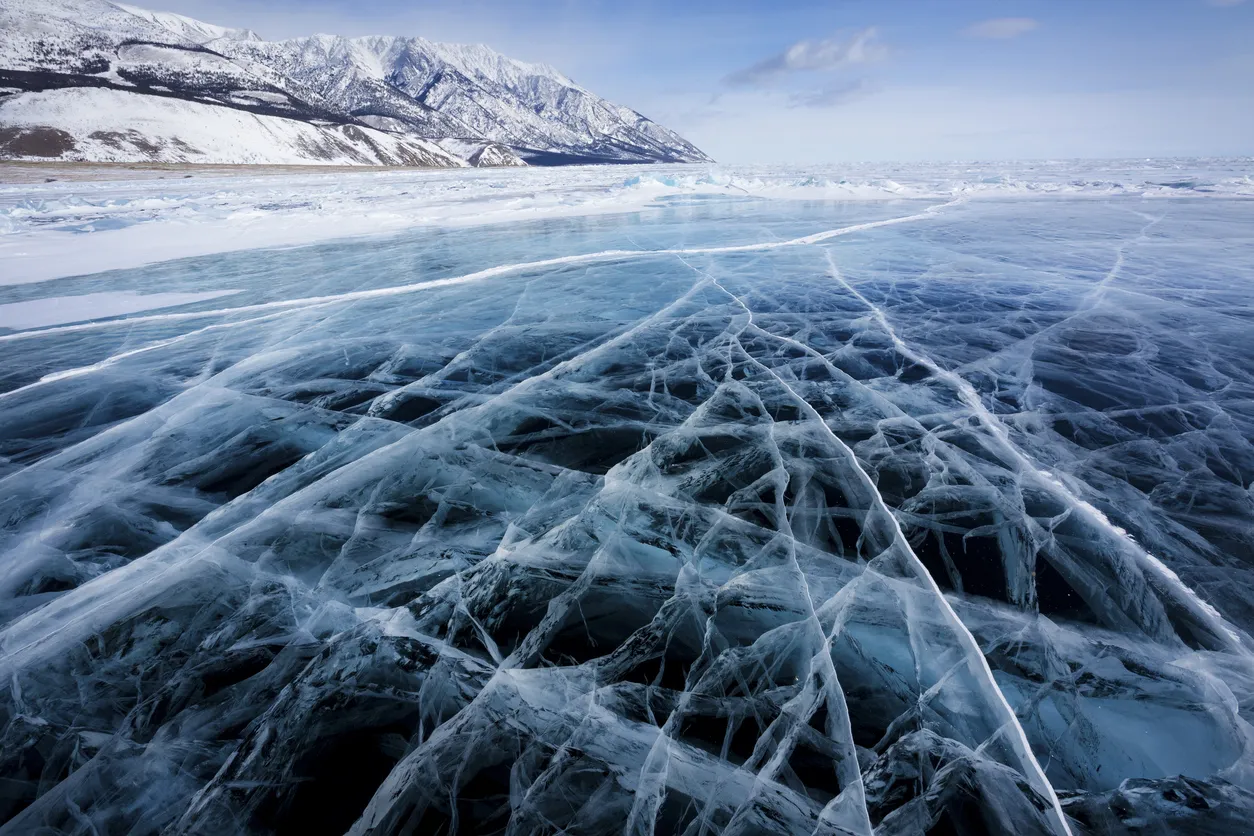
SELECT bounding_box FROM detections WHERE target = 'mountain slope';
[0,88,466,166]
[0,0,709,167]
[238,35,710,163]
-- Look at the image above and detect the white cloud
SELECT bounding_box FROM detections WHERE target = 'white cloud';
[724,28,886,88]
[964,17,1040,39]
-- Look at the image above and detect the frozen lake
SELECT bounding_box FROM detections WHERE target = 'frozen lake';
[1,161,1252,834]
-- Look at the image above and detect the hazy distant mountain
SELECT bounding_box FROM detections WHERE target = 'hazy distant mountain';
[0,0,710,167]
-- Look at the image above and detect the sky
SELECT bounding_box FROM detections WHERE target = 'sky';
[143,0,1253,163]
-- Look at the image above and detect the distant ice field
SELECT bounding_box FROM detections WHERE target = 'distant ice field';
[1,157,1251,283]
[0,160,1252,833]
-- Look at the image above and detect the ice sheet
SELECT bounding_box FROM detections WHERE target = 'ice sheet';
[1,158,1250,285]
[0,289,240,329]
[0,162,1252,834]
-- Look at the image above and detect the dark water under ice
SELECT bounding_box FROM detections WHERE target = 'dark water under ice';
[1,195,1253,835]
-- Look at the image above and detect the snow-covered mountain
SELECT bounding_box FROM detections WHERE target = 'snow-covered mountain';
[0,0,710,167]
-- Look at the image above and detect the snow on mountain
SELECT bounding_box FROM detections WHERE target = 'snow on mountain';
[359,36,710,163]
[437,138,528,167]
[111,3,261,44]
[0,0,399,166]
[0,0,710,167]
[0,88,466,166]
[223,34,476,143]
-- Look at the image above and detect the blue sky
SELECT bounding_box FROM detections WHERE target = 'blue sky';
[153,0,1253,163]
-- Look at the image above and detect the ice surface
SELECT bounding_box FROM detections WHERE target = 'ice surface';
[3,158,1252,285]
[0,289,240,329]
[1,160,1253,835]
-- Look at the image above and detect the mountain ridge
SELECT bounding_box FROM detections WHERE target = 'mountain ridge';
[0,0,709,167]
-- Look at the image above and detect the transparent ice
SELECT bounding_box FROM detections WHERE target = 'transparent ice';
[1,167,1253,835]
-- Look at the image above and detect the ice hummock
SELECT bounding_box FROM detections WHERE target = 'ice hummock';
[1,162,1253,834]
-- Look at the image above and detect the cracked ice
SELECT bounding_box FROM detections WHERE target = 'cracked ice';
[1,165,1254,835]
